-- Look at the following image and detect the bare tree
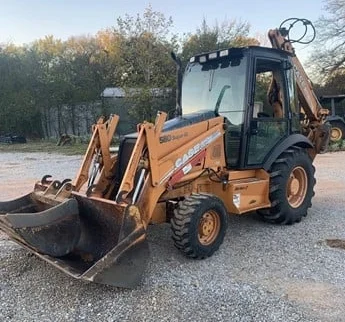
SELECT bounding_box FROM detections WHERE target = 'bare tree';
[310,0,345,76]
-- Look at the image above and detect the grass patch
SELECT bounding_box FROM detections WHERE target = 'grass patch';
[0,140,89,155]
[328,139,345,152]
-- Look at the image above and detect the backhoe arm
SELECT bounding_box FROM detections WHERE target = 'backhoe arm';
[268,29,328,122]
[268,23,330,154]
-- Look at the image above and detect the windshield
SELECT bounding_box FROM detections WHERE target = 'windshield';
[182,55,247,125]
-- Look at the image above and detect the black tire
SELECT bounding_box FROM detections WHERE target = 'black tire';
[330,121,345,142]
[171,194,228,259]
[258,146,316,224]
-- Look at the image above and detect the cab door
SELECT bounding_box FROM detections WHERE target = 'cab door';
[246,58,290,166]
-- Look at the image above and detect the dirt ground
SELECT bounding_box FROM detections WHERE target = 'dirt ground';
[0,151,345,322]
[1,151,343,203]
[0,153,82,200]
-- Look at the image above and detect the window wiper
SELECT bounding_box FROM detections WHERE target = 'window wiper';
[215,85,231,112]
[209,70,215,91]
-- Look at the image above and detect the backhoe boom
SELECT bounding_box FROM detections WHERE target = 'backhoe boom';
[268,23,330,154]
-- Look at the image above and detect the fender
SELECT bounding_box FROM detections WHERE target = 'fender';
[263,134,313,171]
[326,115,345,124]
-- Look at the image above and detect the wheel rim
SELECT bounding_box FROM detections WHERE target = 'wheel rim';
[287,166,308,208]
[330,127,342,142]
[198,210,220,245]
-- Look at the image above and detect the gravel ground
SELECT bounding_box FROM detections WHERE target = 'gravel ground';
[0,151,345,322]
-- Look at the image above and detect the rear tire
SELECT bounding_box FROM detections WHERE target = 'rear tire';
[171,194,228,259]
[258,146,315,224]
[330,121,345,142]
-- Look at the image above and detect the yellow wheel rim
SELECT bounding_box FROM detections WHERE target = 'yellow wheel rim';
[198,210,220,245]
[330,127,342,142]
[287,166,308,208]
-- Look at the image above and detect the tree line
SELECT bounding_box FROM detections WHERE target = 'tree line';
[0,1,344,138]
[0,6,257,138]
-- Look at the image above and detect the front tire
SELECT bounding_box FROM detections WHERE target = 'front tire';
[171,194,228,259]
[258,146,316,224]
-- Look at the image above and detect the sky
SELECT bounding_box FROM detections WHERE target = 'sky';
[0,0,326,62]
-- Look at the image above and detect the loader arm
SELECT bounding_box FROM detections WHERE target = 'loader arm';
[268,23,330,155]
[104,112,226,227]
[136,116,225,226]
[74,114,119,193]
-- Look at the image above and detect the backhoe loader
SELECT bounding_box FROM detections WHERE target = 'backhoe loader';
[0,18,330,288]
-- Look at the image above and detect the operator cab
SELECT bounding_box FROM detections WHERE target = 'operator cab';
[182,46,300,169]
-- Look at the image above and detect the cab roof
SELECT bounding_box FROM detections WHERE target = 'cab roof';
[190,46,292,64]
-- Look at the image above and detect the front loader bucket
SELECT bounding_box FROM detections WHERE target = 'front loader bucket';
[0,193,149,288]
